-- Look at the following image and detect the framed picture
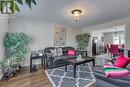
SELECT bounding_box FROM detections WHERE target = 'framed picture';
[54,27,66,46]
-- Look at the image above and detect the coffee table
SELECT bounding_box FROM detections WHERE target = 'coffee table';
[64,56,95,78]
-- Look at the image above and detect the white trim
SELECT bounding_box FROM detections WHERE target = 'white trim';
[45,70,56,87]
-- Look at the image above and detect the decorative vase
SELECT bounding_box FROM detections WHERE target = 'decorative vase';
[77,54,82,60]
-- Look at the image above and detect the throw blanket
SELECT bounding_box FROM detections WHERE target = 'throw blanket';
[103,64,130,78]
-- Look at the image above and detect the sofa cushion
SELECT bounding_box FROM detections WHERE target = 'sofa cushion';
[114,55,130,68]
[68,50,76,56]
[62,46,75,55]
[50,49,57,57]
[57,48,63,56]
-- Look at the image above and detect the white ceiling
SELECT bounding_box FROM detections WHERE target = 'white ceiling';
[16,0,130,29]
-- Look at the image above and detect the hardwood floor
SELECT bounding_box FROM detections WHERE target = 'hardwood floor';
[0,66,96,87]
[0,66,52,87]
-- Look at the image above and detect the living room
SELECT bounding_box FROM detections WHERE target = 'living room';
[1,0,130,87]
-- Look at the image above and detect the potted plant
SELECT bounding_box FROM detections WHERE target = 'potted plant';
[0,32,29,79]
[76,33,91,56]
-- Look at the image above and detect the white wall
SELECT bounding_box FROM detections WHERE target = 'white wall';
[66,28,81,47]
[82,17,130,56]
[0,18,8,79]
[9,17,81,66]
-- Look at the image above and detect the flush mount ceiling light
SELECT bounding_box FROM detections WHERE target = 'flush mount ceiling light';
[71,9,82,22]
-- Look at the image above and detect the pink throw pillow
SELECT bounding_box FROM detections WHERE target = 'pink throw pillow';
[114,55,130,68]
[68,50,76,56]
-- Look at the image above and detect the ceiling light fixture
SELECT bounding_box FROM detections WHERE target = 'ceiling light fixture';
[72,9,82,22]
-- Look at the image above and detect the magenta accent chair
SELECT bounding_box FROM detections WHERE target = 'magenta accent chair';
[122,44,125,48]
[110,44,119,58]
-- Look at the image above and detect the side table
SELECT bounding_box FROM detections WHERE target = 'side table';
[30,51,46,72]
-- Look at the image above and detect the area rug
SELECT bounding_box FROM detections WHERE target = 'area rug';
[45,63,96,87]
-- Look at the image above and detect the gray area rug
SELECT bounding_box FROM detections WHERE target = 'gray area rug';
[45,63,96,87]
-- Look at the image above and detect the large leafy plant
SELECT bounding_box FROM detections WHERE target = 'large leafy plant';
[76,33,91,50]
[0,32,29,70]
[0,0,37,12]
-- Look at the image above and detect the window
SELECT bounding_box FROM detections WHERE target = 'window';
[113,32,125,45]
[120,33,125,44]
[113,34,119,44]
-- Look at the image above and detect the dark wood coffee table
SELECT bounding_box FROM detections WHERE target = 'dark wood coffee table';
[64,56,95,78]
